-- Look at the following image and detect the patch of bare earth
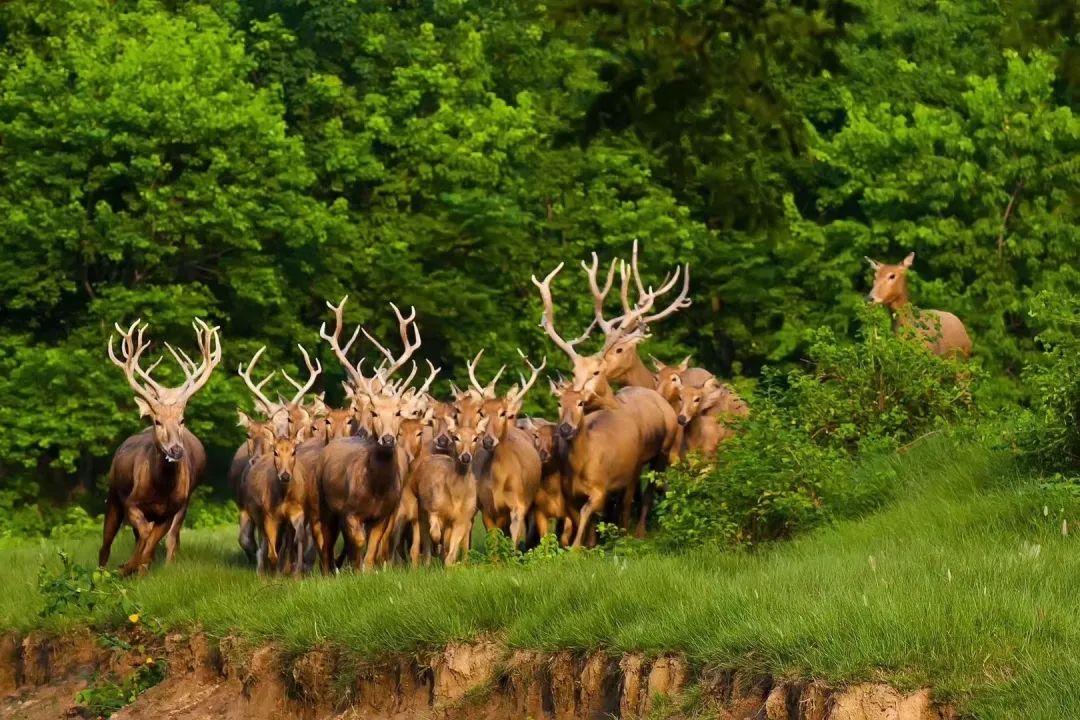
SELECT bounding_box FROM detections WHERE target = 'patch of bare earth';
[0,630,956,719]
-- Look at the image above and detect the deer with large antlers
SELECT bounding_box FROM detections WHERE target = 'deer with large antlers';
[532,255,682,536]
[469,351,545,547]
[865,252,972,358]
[316,298,432,571]
[99,319,221,575]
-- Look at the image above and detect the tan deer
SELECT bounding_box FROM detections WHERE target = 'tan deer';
[469,351,545,547]
[550,384,643,547]
[99,319,221,575]
[412,413,489,566]
[520,417,568,543]
[240,430,307,576]
[231,411,277,563]
[865,252,972,358]
[676,378,749,456]
[316,299,429,571]
[233,345,322,562]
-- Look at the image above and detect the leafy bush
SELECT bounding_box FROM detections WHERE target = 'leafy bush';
[776,304,978,454]
[74,659,166,719]
[187,486,238,529]
[655,309,973,547]
[1017,290,1080,472]
[37,551,136,619]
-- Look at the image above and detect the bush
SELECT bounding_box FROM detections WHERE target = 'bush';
[1017,290,1080,472]
[776,304,978,454]
[654,308,974,548]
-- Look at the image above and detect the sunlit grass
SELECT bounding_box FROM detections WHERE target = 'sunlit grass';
[2,436,1077,718]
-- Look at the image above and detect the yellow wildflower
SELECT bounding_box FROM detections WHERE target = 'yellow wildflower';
[128,613,140,624]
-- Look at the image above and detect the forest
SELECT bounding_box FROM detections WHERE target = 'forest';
[1,0,1080,528]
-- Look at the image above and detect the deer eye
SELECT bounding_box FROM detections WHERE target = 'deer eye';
[499,410,506,418]
[592,370,599,376]
[888,273,896,280]
[179,419,185,425]
[578,401,585,408]
[154,420,162,427]
[453,435,461,442]
[615,348,623,354]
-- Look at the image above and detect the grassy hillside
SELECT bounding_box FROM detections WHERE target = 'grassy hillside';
[2,436,1077,719]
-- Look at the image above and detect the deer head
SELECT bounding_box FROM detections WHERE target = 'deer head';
[865,252,915,309]
[552,384,589,441]
[652,356,689,404]
[473,350,545,451]
[533,241,690,394]
[522,418,556,463]
[445,413,490,466]
[237,411,275,458]
[237,344,321,439]
[320,407,355,442]
[108,318,222,462]
[266,429,299,484]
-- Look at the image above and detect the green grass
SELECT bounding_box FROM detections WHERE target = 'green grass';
[3,436,1078,719]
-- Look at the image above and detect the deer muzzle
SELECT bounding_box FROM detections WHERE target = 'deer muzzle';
[458,452,472,465]
[434,434,451,450]
[279,471,292,483]
[481,436,496,451]
[165,444,184,462]
[677,415,689,426]
[378,434,396,448]
[557,423,575,439]
[539,448,551,462]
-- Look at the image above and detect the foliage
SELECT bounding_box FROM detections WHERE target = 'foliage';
[186,487,239,530]
[37,551,135,619]
[1017,288,1080,472]
[73,658,167,719]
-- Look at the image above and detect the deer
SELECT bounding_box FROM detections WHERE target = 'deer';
[865,252,973,358]
[412,413,489,566]
[233,345,322,563]
[469,351,545,548]
[549,383,643,547]
[239,429,308,576]
[231,411,277,563]
[316,298,430,571]
[675,378,749,456]
[532,257,683,536]
[520,417,568,543]
[99,318,221,575]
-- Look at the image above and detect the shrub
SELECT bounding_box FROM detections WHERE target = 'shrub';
[1015,289,1080,474]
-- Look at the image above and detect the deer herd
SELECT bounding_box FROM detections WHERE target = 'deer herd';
[98,248,968,576]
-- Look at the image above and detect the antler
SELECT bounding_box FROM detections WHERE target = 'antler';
[175,318,222,401]
[319,296,367,388]
[531,264,597,362]
[237,346,279,417]
[415,359,441,397]
[363,302,422,380]
[466,349,505,399]
[280,344,322,405]
[507,349,547,407]
[108,319,161,406]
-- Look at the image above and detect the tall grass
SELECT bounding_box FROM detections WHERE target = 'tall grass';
[2,435,1077,718]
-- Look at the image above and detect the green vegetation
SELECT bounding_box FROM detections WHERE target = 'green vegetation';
[1,0,1079,520]
[6,435,1080,718]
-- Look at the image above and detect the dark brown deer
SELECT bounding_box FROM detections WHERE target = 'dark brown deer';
[316,299,428,571]
[99,319,221,575]
[865,252,973,358]
[231,411,276,562]
[470,351,545,547]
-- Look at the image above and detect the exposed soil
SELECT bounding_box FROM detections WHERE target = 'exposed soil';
[0,629,956,720]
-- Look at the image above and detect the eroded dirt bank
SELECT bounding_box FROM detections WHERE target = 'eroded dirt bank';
[0,630,955,719]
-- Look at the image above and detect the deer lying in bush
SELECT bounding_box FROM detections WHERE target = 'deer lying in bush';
[471,351,545,547]
[317,298,429,571]
[240,430,308,575]
[413,414,489,566]
[865,252,972,358]
[100,319,221,575]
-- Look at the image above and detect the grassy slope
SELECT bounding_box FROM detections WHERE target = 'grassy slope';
[2,437,1077,719]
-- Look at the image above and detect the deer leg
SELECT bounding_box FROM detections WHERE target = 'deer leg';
[98,491,123,568]
[238,509,258,564]
[262,516,280,577]
[573,490,607,548]
[277,523,293,575]
[164,500,189,564]
[636,483,655,539]
[363,517,389,571]
[509,507,527,549]
[320,516,339,575]
[130,520,169,576]
[409,517,422,568]
[306,522,322,574]
[619,483,635,531]
[561,501,580,546]
[446,522,471,567]
[535,511,550,542]
[344,515,367,571]
[291,514,306,578]
[381,512,399,565]
[120,506,155,575]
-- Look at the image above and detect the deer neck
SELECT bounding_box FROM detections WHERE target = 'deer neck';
[366,444,399,487]
[621,353,657,388]
[585,380,621,412]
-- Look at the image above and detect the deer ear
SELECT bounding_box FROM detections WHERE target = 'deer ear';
[237,410,251,428]
[864,256,882,270]
[134,397,153,418]
[678,355,692,372]
[902,252,915,268]
[650,354,666,372]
